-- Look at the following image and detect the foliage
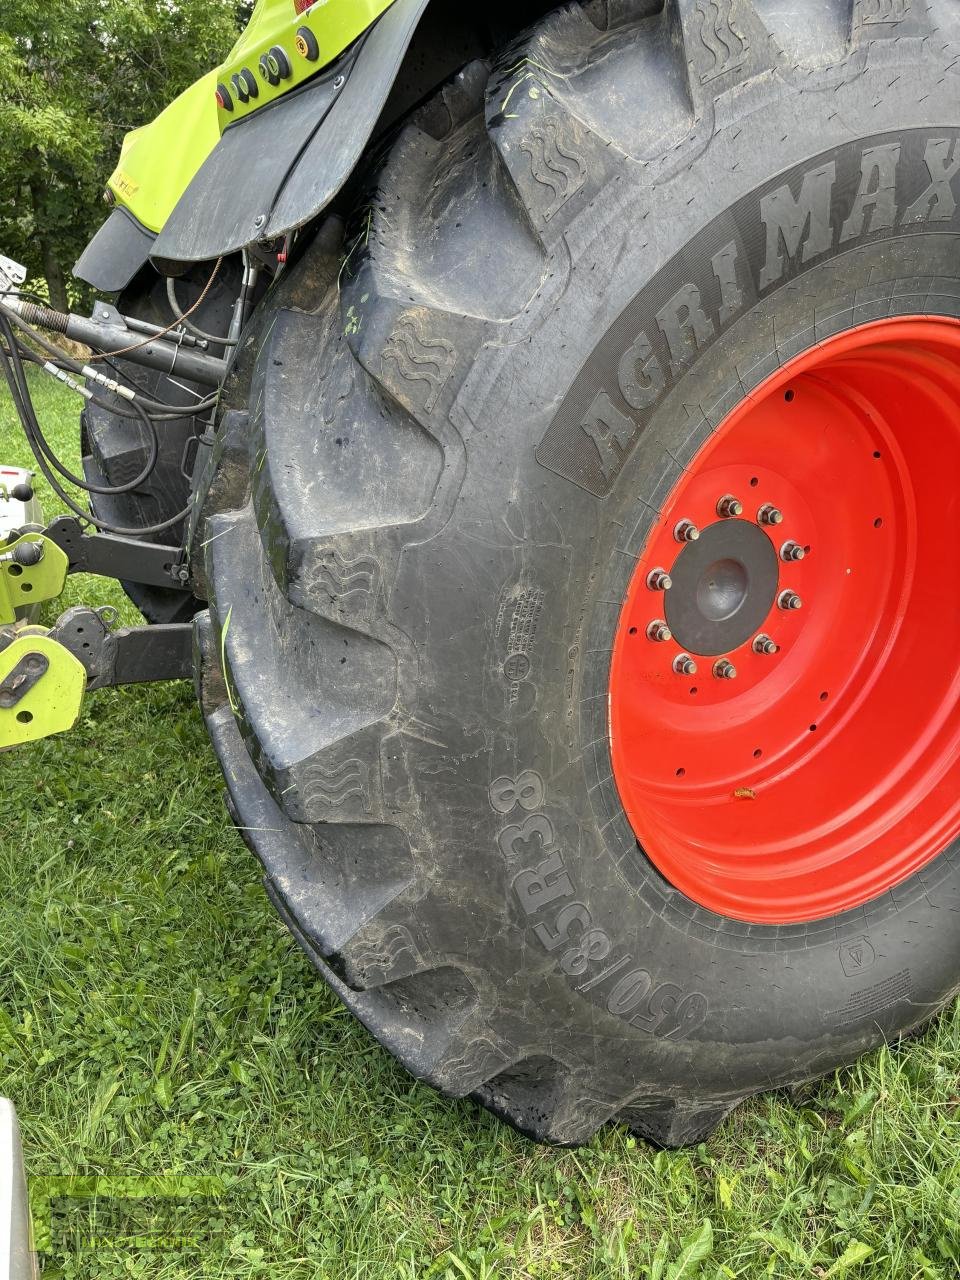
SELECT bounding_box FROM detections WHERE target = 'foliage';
[0,1,248,309]
[1,375,960,1278]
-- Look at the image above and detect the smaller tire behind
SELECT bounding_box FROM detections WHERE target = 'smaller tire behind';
[81,261,240,622]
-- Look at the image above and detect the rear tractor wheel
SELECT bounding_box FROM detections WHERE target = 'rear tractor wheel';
[193,0,960,1144]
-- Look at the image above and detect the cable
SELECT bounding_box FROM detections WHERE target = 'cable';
[0,274,227,540]
[98,351,206,417]
[1,313,159,495]
[0,315,191,537]
[166,276,238,346]
[0,301,221,418]
[84,257,225,360]
[0,286,52,309]
[7,334,195,427]
[0,301,86,371]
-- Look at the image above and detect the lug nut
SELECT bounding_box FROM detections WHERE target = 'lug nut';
[647,619,672,643]
[778,590,803,611]
[716,494,743,518]
[757,504,784,526]
[647,567,673,591]
[753,634,779,655]
[674,519,700,543]
[780,541,805,562]
[673,654,697,676]
[713,659,737,680]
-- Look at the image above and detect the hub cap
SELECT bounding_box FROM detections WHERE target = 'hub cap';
[608,317,960,923]
[665,520,779,656]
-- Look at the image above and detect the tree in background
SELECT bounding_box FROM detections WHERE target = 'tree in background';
[0,1,249,310]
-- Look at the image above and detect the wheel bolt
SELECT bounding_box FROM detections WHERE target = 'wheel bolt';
[673,654,697,676]
[753,634,779,655]
[674,519,700,543]
[780,541,805,562]
[778,590,803,611]
[647,567,673,591]
[716,494,743,518]
[647,619,672,643]
[713,658,737,680]
[757,504,784,526]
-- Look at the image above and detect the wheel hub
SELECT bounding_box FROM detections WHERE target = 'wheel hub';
[665,520,779,656]
[607,316,960,924]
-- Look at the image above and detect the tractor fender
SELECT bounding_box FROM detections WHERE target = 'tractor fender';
[150,0,430,273]
[73,206,157,294]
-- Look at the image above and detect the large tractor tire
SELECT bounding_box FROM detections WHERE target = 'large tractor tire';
[193,0,960,1145]
[81,263,238,622]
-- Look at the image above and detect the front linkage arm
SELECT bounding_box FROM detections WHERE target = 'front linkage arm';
[50,607,192,691]
[44,516,192,590]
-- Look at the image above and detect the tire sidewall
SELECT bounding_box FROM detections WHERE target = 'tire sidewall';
[423,41,960,1096]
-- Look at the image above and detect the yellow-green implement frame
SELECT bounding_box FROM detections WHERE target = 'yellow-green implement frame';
[0,533,84,748]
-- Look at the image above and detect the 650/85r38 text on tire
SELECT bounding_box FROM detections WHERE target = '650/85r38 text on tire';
[192,0,960,1145]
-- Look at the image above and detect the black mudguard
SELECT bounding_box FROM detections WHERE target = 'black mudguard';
[73,206,156,294]
[150,0,430,272]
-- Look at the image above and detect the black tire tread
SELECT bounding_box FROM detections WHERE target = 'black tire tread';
[196,0,959,1144]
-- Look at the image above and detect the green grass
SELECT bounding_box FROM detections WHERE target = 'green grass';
[1,372,959,1279]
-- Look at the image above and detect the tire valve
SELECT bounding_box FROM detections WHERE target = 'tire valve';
[713,658,737,680]
[780,541,805,562]
[757,504,784,526]
[647,619,672,643]
[673,654,697,676]
[716,494,743,518]
[646,567,673,591]
[778,590,803,611]
[753,634,779,655]
[674,519,700,543]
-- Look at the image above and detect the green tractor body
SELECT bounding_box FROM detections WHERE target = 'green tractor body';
[74,0,430,291]
[103,0,398,236]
